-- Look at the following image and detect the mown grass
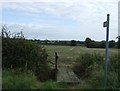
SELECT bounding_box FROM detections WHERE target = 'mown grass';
[45,45,118,60]
[44,45,118,68]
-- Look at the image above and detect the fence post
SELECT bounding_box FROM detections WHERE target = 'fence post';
[55,52,58,80]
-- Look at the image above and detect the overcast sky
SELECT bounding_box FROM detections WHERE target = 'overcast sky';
[0,0,119,41]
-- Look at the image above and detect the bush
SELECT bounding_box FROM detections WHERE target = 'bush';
[74,53,119,89]
[2,38,48,70]
[2,37,52,81]
[74,53,103,79]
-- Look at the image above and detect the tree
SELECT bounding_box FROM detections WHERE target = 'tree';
[100,41,106,48]
[117,36,120,48]
[85,37,92,48]
[109,40,116,48]
[70,40,77,46]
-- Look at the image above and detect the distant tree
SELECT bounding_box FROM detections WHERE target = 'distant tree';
[70,40,77,46]
[100,41,106,48]
[44,39,50,45]
[109,40,116,48]
[88,41,100,48]
[117,36,120,48]
[85,37,92,48]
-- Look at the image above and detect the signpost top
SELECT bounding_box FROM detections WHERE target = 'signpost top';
[103,14,110,28]
[107,14,110,16]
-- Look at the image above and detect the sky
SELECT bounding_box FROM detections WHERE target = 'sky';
[0,0,119,41]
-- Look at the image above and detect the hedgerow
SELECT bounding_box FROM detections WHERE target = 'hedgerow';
[2,25,51,81]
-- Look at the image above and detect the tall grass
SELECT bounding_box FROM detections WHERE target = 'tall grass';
[2,69,73,89]
[2,69,58,89]
[73,53,119,89]
[2,69,41,89]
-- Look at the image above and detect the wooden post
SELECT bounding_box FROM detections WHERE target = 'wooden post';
[55,52,58,80]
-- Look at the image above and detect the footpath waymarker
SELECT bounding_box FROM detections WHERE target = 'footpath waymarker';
[103,14,110,88]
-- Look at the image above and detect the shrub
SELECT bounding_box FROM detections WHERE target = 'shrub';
[2,37,51,81]
[74,53,119,89]
[2,38,48,70]
[74,53,104,79]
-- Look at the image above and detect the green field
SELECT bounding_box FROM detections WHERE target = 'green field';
[43,45,119,89]
[44,45,118,68]
[3,45,119,89]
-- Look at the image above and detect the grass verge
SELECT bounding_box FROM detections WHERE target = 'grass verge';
[2,69,41,89]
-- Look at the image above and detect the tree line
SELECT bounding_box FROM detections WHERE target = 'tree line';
[31,39,84,46]
[1,25,120,48]
[85,37,119,48]
[31,37,120,48]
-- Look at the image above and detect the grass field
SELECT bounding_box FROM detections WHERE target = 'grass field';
[3,45,119,89]
[44,45,118,68]
[44,45,119,89]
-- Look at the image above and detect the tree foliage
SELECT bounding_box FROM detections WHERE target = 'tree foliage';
[117,36,120,48]
[2,25,51,81]
[85,37,91,48]
[109,40,116,48]
[70,40,77,46]
[85,37,116,48]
